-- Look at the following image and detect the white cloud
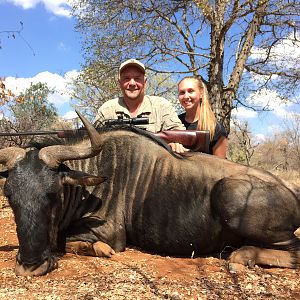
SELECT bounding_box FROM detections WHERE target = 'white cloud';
[48,92,71,105]
[266,124,282,134]
[248,32,300,89]
[3,70,79,107]
[4,0,72,17]
[250,32,300,68]
[62,110,77,120]
[254,134,266,143]
[231,106,258,119]
[245,88,291,118]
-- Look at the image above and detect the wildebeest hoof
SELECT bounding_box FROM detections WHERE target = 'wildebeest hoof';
[228,246,258,267]
[15,258,58,276]
[227,262,247,273]
[66,241,115,257]
[65,241,96,256]
[92,241,115,257]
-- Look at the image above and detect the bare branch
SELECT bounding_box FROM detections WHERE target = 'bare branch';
[0,21,35,56]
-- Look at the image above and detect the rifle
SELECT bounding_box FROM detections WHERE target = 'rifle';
[101,117,210,152]
[153,130,210,153]
[0,117,210,153]
[0,117,150,138]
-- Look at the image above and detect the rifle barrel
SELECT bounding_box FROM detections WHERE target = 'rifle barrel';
[0,131,59,137]
[0,117,150,138]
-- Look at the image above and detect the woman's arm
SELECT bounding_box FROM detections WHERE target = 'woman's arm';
[212,136,228,158]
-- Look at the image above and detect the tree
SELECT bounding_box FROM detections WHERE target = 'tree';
[251,114,300,176]
[282,113,300,170]
[70,67,120,119]
[71,0,300,131]
[227,118,257,165]
[0,81,58,147]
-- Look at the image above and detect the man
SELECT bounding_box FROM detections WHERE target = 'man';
[94,58,186,152]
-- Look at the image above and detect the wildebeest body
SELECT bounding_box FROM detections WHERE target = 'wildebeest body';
[65,130,300,256]
[1,113,300,276]
[67,136,223,255]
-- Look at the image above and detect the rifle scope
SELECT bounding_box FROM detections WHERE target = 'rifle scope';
[104,117,149,126]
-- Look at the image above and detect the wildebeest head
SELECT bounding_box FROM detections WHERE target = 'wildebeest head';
[0,112,106,276]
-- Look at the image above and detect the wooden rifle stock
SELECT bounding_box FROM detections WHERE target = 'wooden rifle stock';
[153,130,210,153]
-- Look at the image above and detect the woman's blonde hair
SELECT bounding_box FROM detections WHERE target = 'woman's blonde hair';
[179,76,216,140]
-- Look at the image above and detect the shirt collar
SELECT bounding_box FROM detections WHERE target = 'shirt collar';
[115,96,152,117]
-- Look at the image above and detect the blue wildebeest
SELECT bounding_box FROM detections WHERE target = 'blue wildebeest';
[0,112,300,276]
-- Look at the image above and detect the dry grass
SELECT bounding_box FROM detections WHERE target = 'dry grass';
[0,172,300,299]
[1,205,300,299]
[270,169,300,185]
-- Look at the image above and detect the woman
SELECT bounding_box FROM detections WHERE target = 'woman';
[178,76,228,158]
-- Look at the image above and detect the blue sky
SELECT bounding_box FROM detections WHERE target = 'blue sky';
[1,0,299,139]
[0,0,81,118]
[0,2,82,77]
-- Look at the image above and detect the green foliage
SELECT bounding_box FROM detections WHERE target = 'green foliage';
[0,82,58,147]
[11,82,58,129]
[70,66,119,119]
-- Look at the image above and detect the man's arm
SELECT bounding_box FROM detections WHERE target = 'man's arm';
[156,98,185,131]
[157,99,186,152]
[94,100,118,128]
[162,106,186,131]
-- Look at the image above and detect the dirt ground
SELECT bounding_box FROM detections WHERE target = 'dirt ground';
[1,198,300,300]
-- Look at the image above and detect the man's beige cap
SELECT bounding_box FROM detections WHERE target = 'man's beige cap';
[119,59,145,77]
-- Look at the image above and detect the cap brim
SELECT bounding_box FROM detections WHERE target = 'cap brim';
[119,64,145,75]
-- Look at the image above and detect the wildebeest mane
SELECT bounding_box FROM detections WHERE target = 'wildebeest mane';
[28,125,184,158]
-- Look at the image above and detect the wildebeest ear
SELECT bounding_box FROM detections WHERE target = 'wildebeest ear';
[61,170,107,186]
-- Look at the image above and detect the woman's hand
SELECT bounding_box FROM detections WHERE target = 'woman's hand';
[168,142,188,154]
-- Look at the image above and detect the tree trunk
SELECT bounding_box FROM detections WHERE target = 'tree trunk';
[208,0,227,127]
[208,0,269,132]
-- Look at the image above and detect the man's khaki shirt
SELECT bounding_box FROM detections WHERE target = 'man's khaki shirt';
[94,95,185,132]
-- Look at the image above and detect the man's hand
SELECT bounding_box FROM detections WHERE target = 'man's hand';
[168,142,188,154]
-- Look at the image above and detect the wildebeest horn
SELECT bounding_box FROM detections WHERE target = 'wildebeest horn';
[0,147,26,170]
[75,110,103,150]
[39,111,104,168]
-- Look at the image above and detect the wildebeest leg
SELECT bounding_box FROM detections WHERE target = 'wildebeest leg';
[229,245,300,268]
[65,241,115,257]
[64,217,126,257]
